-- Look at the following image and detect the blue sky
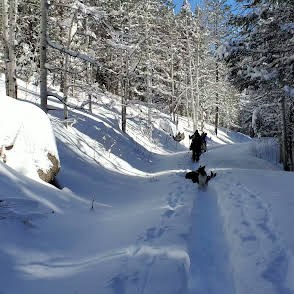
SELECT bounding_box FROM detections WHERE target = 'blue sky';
[173,0,235,13]
[173,0,199,13]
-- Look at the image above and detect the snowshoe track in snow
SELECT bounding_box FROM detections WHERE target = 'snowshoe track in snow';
[108,170,190,294]
[216,177,294,294]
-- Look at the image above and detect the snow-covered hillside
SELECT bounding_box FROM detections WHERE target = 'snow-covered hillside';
[1,78,294,294]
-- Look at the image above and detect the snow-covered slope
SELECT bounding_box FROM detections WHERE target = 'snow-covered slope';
[0,76,294,294]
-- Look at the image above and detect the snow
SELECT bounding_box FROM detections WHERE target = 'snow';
[0,94,59,181]
[1,75,294,294]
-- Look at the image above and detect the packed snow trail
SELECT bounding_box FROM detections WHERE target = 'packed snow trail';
[188,188,235,294]
[198,142,294,294]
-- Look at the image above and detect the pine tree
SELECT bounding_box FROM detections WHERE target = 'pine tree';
[225,0,294,170]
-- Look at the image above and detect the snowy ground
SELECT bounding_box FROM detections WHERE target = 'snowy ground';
[1,77,294,294]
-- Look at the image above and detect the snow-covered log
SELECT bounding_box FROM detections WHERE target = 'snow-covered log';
[0,95,60,182]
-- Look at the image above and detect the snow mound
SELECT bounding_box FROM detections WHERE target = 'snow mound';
[0,95,60,182]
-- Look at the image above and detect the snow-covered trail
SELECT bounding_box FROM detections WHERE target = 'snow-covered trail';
[188,188,235,294]
[199,143,294,294]
[131,148,237,294]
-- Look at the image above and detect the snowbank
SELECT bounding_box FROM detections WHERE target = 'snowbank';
[0,95,60,182]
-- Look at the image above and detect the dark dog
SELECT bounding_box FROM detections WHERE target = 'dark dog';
[185,166,216,188]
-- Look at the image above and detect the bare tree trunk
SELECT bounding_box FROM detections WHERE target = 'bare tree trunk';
[40,0,48,112]
[195,9,201,131]
[200,107,205,131]
[190,56,196,131]
[1,0,18,98]
[214,14,219,136]
[146,57,152,138]
[195,40,200,131]
[85,19,92,113]
[280,96,289,170]
[120,48,127,133]
[170,51,175,121]
[121,95,127,132]
[214,62,219,136]
[121,55,128,133]
[1,0,9,86]
[186,22,196,132]
[185,75,190,127]
[118,36,127,133]
[87,64,92,113]
[144,2,153,138]
[62,11,77,125]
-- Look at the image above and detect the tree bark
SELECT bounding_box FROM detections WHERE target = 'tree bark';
[280,96,289,170]
[1,0,18,98]
[40,0,48,112]
[62,11,77,125]
[214,62,219,136]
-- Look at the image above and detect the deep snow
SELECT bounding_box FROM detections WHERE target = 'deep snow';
[1,75,294,294]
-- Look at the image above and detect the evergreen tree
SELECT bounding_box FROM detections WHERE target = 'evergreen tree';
[225,0,294,170]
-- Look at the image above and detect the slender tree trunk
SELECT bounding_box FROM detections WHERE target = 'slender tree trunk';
[200,107,205,131]
[118,25,126,132]
[214,13,219,136]
[87,64,92,113]
[185,74,190,127]
[120,1,131,134]
[1,0,9,90]
[40,0,48,112]
[170,51,175,121]
[144,2,153,138]
[146,57,152,138]
[214,62,219,135]
[85,18,92,113]
[62,11,77,124]
[121,94,127,133]
[2,0,18,98]
[121,55,128,133]
[195,40,200,131]
[186,23,196,132]
[194,8,201,131]
[190,56,196,131]
[280,96,289,170]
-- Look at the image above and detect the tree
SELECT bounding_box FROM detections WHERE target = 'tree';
[202,0,232,135]
[40,0,48,112]
[225,0,294,170]
[1,0,18,98]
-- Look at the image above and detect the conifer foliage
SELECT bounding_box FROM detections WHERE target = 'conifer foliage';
[224,0,294,170]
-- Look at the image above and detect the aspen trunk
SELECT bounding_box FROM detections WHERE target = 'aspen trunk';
[195,40,200,131]
[145,57,153,138]
[62,12,77,125]
[2,0,18,98]
[121,56,128,133]
[40,0,48,112]
[214,62,219,136]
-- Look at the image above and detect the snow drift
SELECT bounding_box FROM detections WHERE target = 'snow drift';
[0,95,60,182]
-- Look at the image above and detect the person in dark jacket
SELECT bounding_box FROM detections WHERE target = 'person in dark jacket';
[200,132,207,152]
[189,130,200,140]
[189,130,202,162]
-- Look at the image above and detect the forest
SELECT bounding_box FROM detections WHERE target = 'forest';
[1,0,293,170]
